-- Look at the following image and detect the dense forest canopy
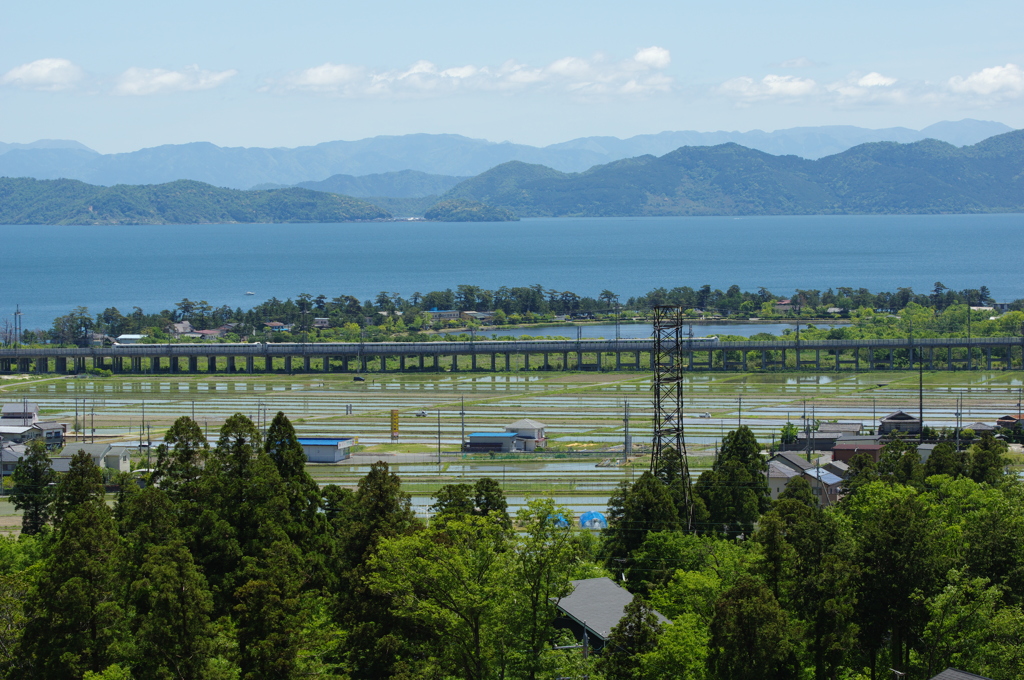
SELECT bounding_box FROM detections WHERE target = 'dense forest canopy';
[14,281,1024,348]
[2,416,1021,679]
[0,178,391,225]
[441,130,1024,217]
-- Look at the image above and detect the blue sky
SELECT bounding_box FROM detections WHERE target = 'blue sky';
[2,0,1022,152]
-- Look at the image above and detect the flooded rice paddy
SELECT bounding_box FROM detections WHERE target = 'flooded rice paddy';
[3,369,1022,517]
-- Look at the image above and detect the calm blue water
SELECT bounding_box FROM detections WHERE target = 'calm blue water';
[481,322,825,339]
[4,213,1024,330]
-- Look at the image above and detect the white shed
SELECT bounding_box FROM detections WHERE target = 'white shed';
[298,437,355,463]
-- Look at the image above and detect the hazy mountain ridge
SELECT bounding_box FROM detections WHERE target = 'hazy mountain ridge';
[294,170,469,198]
[0,120,1012,189]
[0,178,390,225]
[439,130,1024,217]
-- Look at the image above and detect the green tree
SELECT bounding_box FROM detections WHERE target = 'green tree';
[153,416,208,503]
[777,475,817,509]
[234,541,304,680]
[10,439,56,535]
[22,473,123,680]
[603,473,680,567]
[848,482,949,677]
[969,432,1007,485]
[596,594,664,680]
[507,500,579,680]
[369,514,512,680]
[333,461,420,679]
[694,426,770,537]
[924,442,966,478]
[52,449,106,527]
[707,576,795,680]
[124,541,215,680]
[263,411,330,586]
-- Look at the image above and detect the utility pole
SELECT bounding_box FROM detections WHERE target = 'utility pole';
[460,396,465,449]
[622,400,631,464]
[803,399,811,462]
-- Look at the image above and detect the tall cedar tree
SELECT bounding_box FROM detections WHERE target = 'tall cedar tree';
[602,472,681,567]
[970,432,1008,485]
[153,416,209,505]
[263,411,331,587]
[234,541,304,680]
[191,413,291,616]
[853,485,948,677]
[125,541,215,680]
[10,439,56,535]
[52,449,107,526]
[694,426,770,537]
[333,461,421,680]
[22,452,122,680]
[708,576,797,680]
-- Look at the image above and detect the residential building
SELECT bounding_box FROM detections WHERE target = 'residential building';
[767,459,800,499]
[115,334,146,344]
[832,442,883,464]
[803,466,844,506]
[313,318,330,329]
[928,669,993,680]
[58,443,133,473]
[818,422,863,435]
[996,415,1022,429]
[168,321,194,337]
[0,442,26,476]
[878,410,922,435]
[461,311,495,322]
[466,432,524,453]
[424,309,461,322]
[505,419,547,451]
[553,577,668,652]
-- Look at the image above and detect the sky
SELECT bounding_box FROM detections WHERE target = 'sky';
[1,0,1023,153]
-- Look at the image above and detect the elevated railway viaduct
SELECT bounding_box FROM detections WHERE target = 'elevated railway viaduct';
[3,336,1024,375]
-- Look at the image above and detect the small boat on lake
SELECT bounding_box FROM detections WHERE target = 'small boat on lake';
[245,291,255,295]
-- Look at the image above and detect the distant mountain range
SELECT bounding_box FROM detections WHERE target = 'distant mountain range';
[439,130,1024,217]
[0,178,389,225]
[6,129,1024,223]
[0,120,1012,190]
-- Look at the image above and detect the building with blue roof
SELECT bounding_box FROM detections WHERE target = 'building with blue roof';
[297,437,356,463]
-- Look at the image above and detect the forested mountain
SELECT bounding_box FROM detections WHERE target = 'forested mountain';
[0,177,390,225]
[440,130,1024,217]
[292,169,469,198]
[0,120,1011,188]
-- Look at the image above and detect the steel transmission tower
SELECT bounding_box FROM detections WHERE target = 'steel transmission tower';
[650,305,693,528]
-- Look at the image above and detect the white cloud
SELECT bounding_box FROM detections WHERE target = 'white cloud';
[718,74,817,101]
[114,65,237,95]
[779,56,816,68]
[948,63,1024,98]
[857,72,897,87]
[278,47,673,98]
[634,46,671,69]
[0,58,84,91]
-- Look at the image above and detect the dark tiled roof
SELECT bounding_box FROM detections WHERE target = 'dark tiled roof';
[882,410,920,422]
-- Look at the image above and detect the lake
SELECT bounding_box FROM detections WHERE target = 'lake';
[4,213,1024,330]
[479,322,828,339]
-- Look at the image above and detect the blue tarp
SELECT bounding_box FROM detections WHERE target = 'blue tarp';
[579,511,607,529]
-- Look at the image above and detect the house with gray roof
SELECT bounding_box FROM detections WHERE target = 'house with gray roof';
[553,577,667,651]
[928,669,993,680]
